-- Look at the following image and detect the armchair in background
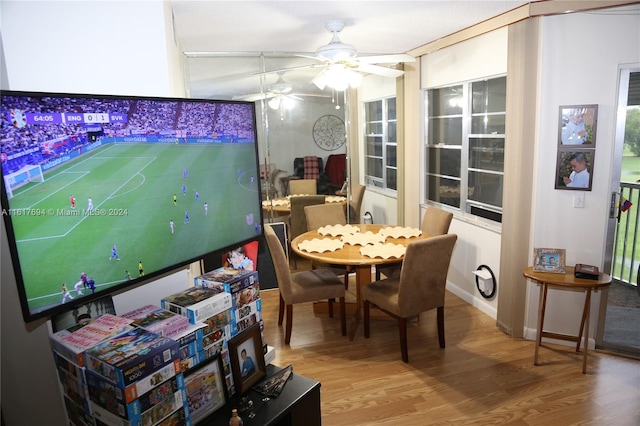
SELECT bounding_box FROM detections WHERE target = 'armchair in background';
[293,156,330,194]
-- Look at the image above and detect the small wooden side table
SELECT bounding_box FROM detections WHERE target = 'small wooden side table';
[523,266,612,373]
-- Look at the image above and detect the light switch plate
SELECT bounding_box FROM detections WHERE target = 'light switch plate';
[573,192,585,208]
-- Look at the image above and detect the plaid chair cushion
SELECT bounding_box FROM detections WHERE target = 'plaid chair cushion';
[304,156,320,181]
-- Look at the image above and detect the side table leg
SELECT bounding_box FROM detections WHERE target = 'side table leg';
[534,283,548,365]
[580,288,592,374]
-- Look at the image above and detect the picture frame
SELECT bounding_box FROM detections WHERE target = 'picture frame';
[558,104,598,147]
[228,323,266,395]
[184,353,228,424]
[555,150,594,191]
[533,248,567,274]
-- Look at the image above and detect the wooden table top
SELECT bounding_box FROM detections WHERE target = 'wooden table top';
[291,224,429,267]
[523,266,612,289]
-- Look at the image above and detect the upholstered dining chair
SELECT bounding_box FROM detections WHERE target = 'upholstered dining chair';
[363,233,458,363]
[376,206,454,280]
[288,195,325,268]
[304,203,353,289]
[347,183,366,224]
[264,224,346,344]
[289,179,317,195]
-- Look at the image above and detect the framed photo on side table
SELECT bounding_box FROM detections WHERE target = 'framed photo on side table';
[184,353,228,424]
[533,248,566,274]
[228,323,266,395]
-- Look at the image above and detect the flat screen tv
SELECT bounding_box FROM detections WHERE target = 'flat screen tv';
[0,91,264,323]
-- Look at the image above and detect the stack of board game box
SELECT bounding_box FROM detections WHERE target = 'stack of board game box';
[83,327,190,426]
[160,286,233,387]
[120,304,190,339]
[195,267,263,344]
[49,314,135,426]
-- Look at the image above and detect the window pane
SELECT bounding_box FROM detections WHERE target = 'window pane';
[471,113,505,134]
[366,122,383,135]
[468,171,503,207]
[428,85,463,116]
[366,136,383,156]
[386,145,396,167]
[386,168,397,190]
[428,117,463,145]
[471,76,506,113]
[468,138,504,171]
[388,121,396,142]
[387,98,396,120]
[365,100,383,120]
[427,176,460,208]
[366,157,383,178]
[427,146,460,177]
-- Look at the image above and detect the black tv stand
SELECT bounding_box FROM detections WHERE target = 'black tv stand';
[201,364,321,426]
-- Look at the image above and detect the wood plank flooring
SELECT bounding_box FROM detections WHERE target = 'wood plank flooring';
[259,281,640,425]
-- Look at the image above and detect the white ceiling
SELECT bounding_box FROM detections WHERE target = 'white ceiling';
[171,0,533,100]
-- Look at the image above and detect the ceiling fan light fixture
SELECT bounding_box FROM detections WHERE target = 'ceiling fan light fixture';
[268,97,281,110]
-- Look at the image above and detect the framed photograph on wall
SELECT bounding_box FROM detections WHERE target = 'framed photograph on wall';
[558,104,598,146]
[555,150,594,191]
[533,248,566,274]
[228,323,266,395]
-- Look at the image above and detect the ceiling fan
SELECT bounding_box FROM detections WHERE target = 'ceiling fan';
[234,72,327,109]
[258,20,416,91]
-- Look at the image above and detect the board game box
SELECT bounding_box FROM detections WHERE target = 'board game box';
[120,304,190,339]
[49,314,134,367]
[85,359,182,405]
[195,267,258,294]
[84,328,180,388]
[161,286,232,324]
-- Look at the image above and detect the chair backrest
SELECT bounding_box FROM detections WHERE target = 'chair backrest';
[288,195,325,240]
[421,207,453,236]
[304,203,347,230]
[264,224,293,301]
[348,183,366,224]
[396,234,458,316]
[289,179,317,195]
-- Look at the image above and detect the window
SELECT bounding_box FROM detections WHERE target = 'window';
[425,76,506,222]
[364,97,397,191]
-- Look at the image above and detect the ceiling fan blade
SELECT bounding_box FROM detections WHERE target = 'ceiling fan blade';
[354,63,405,78]
[356,53,416,64]
[254,63,325,76]
[232,92,275,102]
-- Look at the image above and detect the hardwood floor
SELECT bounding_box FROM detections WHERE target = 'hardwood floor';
[259,282,640,425]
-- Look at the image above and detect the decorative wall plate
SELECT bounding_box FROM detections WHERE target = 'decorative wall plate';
[312,115,346,151]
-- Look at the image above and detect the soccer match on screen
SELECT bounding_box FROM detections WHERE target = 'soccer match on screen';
[1,92,262,320]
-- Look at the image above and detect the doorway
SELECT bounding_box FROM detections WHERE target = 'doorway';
[597,68,640,357]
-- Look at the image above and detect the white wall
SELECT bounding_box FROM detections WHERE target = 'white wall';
[0,2,187,425]
[525,8,640,341]
[418,28,508,316]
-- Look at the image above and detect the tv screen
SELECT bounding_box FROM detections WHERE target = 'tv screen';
[0,91,263,323]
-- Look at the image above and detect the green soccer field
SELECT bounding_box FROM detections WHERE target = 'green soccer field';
[7,142,262,314]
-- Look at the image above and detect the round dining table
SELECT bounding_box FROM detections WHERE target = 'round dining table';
[290,223,429,339]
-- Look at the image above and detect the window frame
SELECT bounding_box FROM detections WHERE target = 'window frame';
[424,75,506,223]
[363,96,397,192]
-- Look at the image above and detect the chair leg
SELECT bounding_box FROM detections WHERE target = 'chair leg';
[327,298,334,318]
[375,268,381,281]
[339,296,346,336]
[278,294,285,326]
[399,317,408,363]
[437,306,445,348]
[285,304,293,345]
[364,300,370,338]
